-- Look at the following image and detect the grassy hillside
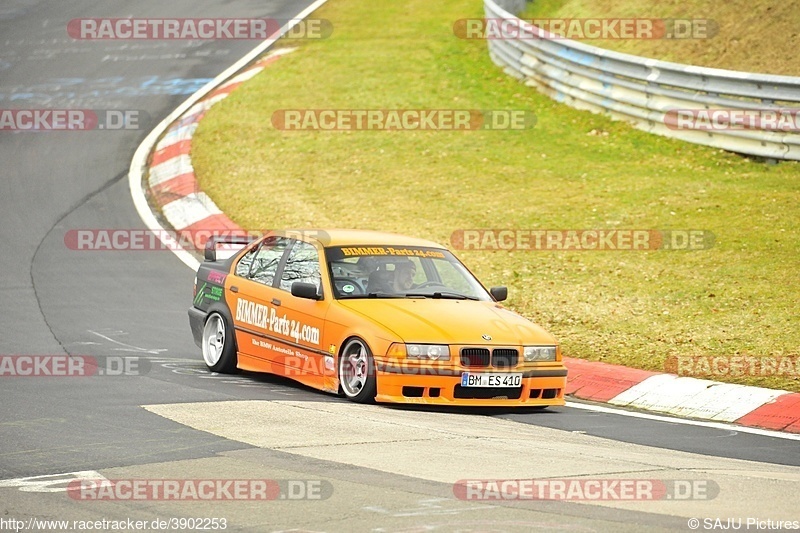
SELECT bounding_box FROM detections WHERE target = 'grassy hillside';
[191,0,800,391]
[522,0,800,75]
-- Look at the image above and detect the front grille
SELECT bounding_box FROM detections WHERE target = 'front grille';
[454,385,523,400]
[461,348,490,367]
[459,347,520,368]
[492,348,518,368]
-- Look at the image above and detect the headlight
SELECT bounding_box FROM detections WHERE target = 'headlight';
[406,344,451,361]
[524,346,557,362]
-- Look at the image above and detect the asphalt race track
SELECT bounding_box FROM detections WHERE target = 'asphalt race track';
[1,1,798,532]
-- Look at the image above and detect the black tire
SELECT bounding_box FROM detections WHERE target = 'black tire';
[338,338,377,403]
[201,311,238,373]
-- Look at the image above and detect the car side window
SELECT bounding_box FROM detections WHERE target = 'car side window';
[236,237,291,286]
[279,241,321,293]
[235,248,257,277]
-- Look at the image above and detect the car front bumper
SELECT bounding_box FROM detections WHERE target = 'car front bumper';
[374,360,567,407]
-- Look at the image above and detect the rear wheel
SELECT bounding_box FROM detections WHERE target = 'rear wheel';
[202,312,237,373]
[338,338,377,403]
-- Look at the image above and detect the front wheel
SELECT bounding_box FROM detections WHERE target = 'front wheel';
[202,312,237,373]
[338,338,377,403]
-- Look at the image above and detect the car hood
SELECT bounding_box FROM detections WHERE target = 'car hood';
[337,298,556,346]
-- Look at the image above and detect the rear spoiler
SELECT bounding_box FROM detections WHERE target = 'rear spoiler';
[204,235,257,262]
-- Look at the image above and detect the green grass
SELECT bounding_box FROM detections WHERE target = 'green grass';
[191,0,800,391]
[521,0,800,76]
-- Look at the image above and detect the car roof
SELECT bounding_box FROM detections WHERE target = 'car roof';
[275,229,446,249]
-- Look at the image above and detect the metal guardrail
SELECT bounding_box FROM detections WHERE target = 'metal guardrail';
[485,0,800,160]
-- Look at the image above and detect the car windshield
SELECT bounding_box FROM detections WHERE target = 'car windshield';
[325,245,492,300]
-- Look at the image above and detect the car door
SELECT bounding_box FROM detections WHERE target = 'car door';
[228,235,292,370]
[274,240,330,387]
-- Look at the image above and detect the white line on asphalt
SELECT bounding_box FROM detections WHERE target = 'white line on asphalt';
[89,330,167,354]
[0,471,108,492]
[565,401,800,441]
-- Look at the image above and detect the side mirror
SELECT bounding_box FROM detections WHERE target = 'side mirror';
[490,286,508,302]
[291,282,322,301]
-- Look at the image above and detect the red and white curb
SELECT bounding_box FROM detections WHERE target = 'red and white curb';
[128,2,800,436]
[565,357,800,433]
[128,0,329,271]
[147,48,293,241]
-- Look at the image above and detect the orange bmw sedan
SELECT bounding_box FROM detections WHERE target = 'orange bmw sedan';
[189,229,567,407]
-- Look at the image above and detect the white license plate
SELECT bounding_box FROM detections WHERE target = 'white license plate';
[461,372,522,388]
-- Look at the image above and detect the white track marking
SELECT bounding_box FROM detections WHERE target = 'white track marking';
[0,471,108,492]
[564,401,800,441]
[89,330,167,354]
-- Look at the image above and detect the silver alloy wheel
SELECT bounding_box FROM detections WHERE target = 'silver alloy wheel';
[202,313,226,367]
[340,339,369,397]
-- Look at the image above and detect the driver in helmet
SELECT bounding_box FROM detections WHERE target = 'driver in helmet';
[392,260,417,292]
